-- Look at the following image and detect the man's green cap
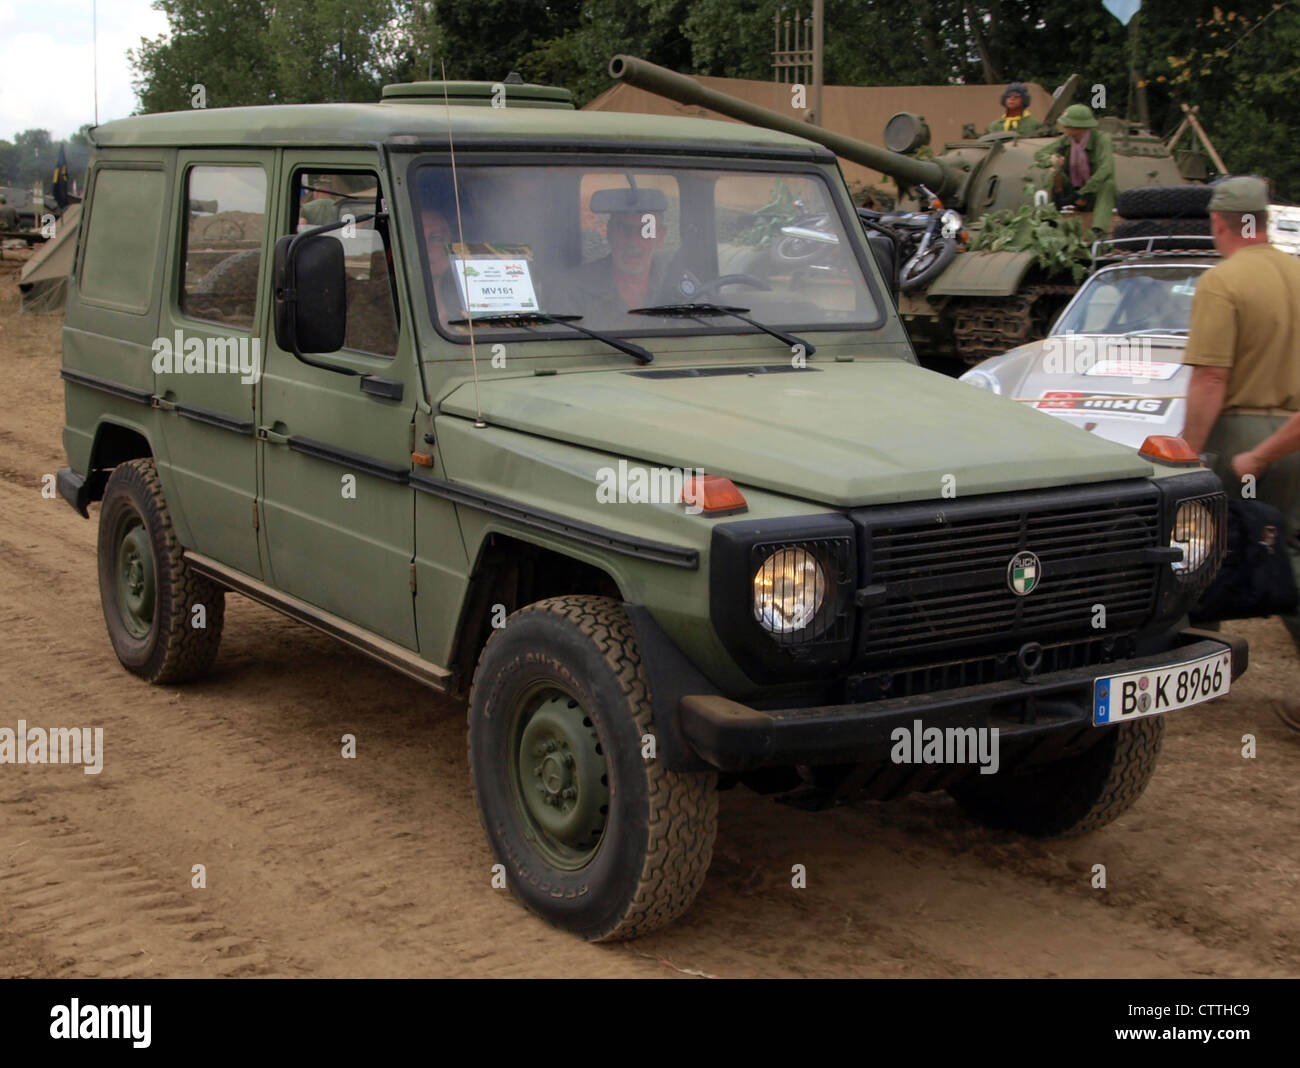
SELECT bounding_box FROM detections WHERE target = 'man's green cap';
[1209,175,1270,213]
[1058,104,1098,128]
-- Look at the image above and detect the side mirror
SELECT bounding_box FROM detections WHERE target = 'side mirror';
[273,232,347,359]
[867,231,899,305]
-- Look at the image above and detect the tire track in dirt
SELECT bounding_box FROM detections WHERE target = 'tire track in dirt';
[1,471,1296,978]
[2,289,1298,976]
[0,478,672,977]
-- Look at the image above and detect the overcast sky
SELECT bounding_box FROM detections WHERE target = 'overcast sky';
[0,0,170,142]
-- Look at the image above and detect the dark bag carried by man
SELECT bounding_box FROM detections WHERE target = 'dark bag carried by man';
[1191,498,1299,622]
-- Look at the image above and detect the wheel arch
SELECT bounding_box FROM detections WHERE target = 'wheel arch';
[84,419,155,506]
[449,529,626,691]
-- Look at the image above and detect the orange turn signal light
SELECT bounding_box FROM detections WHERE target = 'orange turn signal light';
[1139,435,1201,464]
[683,474,747,515]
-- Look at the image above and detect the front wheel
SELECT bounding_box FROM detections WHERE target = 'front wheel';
[467,596,718,941]
[948,716,1164,837]
[899,236,959,292]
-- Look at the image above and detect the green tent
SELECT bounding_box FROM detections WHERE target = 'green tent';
[18,203,79,312]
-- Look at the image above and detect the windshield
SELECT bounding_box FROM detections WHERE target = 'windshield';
[411,163,879,338]
[1054,265,1205,336]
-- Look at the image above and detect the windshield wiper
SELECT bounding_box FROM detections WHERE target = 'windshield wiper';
[627,302,816,357]
[446,311,653,365]
[1126,328,1188,337]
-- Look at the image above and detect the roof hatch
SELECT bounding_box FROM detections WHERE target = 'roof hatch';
[381,73,573,109]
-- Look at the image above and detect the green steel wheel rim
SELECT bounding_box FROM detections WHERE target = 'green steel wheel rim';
[508,682,611,870]
[115,516,156,641]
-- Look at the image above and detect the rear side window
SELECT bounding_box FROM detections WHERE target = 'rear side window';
[180,165,268,329]
[80,168,166,312]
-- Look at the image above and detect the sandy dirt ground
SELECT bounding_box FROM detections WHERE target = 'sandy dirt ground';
[0,250,1297,978]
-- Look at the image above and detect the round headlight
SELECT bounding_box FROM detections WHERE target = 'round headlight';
[1171,500,1214,572]
[960,369,1003,394]
[753,548,826,634]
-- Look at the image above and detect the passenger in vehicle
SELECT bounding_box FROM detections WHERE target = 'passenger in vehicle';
[422,208,467,328]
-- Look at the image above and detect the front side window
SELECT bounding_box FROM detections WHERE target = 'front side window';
[180,165,267,329]
[292,170,398,358]
[412,162,879,339]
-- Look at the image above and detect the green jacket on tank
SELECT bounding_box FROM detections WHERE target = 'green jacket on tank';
[1035,128,1116,231]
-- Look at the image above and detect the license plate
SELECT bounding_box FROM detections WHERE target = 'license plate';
[1093,650,1231,724]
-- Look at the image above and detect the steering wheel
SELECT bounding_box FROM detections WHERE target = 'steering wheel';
[688,273,771,299]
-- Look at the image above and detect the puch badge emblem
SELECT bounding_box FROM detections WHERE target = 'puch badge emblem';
[1007,551,1041,596]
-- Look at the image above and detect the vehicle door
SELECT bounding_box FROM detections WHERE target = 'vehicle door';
[257,156,420,648]
[156,154,273,578]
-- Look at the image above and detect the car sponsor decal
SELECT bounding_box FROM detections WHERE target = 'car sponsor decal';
[1082,359,1181,380]
[1035,391,1174,420]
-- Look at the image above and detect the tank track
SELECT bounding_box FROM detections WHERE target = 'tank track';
[952,284,1078,365]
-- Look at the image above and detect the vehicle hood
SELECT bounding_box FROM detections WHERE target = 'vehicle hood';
[440,358,1153,507]
[985,335,1189,450]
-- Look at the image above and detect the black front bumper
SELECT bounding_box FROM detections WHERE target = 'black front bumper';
[679,630,1247,772]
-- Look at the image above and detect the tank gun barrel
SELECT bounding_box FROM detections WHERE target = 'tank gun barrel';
[607,55,962,200]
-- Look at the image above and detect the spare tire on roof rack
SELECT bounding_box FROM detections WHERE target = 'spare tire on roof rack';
[1116,184,1214,220]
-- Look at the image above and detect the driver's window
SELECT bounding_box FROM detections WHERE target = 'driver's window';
[1080,283,1120,332]
[292,170,397,358]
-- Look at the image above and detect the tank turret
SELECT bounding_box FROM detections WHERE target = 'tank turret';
[608,55,1202,369]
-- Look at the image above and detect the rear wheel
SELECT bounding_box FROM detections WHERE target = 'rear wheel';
[1274,701,1300,735]
[948,716,1164,837]
[468,596,718,941]
[97,458,225,683]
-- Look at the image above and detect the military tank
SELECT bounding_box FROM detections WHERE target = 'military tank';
[608,56,1204,369]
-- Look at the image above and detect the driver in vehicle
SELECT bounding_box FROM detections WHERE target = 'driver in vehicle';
[562,188,673,324]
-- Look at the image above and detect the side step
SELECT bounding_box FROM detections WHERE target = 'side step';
[185,552,454,693]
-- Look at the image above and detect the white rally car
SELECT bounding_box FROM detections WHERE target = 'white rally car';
[958,243,1215,448]
[961,222,1300,445]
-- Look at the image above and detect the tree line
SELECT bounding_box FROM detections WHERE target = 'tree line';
[97,1,1299,202]
[0,127,94,191]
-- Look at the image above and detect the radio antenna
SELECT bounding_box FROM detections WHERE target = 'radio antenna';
[441,60,484,427]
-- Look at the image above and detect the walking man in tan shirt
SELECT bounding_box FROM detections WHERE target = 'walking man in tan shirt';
[1181,175,1300,648]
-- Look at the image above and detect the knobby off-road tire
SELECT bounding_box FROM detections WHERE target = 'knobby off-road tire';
[947,716,1164,838]
[97,458,225,684]
[1116,184,1213,220]
[468,596,718,941]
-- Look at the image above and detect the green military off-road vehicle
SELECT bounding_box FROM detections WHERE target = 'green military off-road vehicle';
[58,77,1244,941]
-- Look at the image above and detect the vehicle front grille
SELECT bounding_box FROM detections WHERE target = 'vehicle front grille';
[854,481,1161,667]
[845,636,1123,703]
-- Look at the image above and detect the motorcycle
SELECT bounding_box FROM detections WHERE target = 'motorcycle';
[859,186,965,293]
[764,189,965,295]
